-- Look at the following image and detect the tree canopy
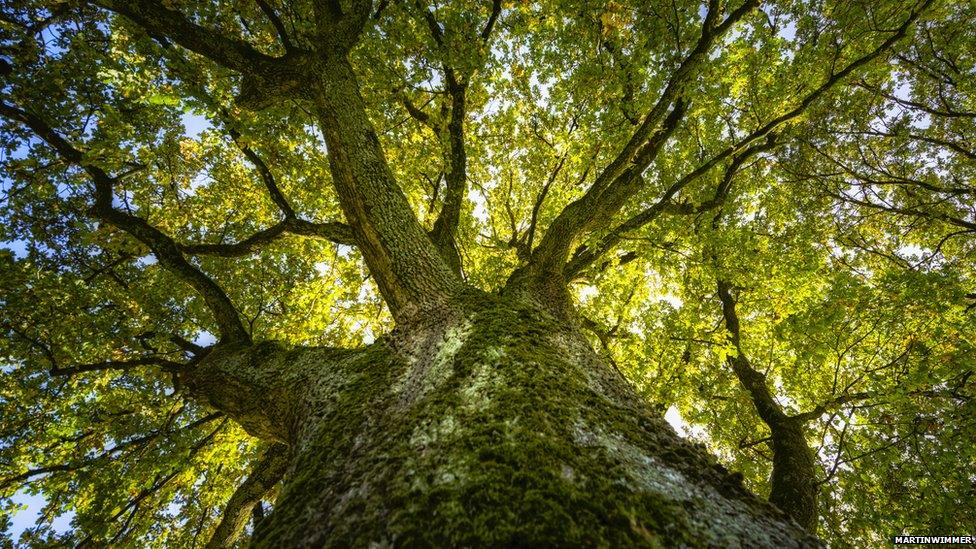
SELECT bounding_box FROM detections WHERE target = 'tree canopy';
[0,0,973,546]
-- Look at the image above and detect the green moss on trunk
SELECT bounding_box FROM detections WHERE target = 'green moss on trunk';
[252,293,821,547]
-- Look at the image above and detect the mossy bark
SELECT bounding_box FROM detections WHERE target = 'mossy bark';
[191,292,820,547]
[769,419,819,532]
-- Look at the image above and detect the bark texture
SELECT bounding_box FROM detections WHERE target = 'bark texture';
[768,419,819,532]
[313,57,462,320]
[187,292,821,547]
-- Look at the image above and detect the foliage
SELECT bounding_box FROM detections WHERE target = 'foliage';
[0,0,973,546]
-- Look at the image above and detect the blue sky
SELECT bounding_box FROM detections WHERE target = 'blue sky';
[6,492,73,541]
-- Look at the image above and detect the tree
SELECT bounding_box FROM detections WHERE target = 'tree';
[1,0,972,546]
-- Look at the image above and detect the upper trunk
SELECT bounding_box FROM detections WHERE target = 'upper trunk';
[189,291,821,547]
[769,418,819,532]
[718,279,820,531]
[312,57,461,320]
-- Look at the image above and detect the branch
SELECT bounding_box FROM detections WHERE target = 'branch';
[793,391,874,422]
[841,128,976,161]
[224,121,295,217]
[525,152,568,253]
[716,279,820,529]
[810,143,976,197]
[50,356,186,377]
[832,189,976,232]
[855,80,976,119]
[716,280,788,426]
[418,3,445,46]
[0,102,251,344]
[207,443,289,549]
[564,4,934,278]
[181,221,289,257]
[311,0,372,52]
[398,91,434,127]
[565,136,775,279]
[169,334,208,355]
[480,0,503,41]
[736,0,935,151]
[527,0,760,277]
[822,432,908,483]
[739,435,772,450]
[905,133,975,161]
[180,217,355,257]
[182,100,357,255]
[7,321,195,379]
[87,0,280,72]
[254,0,295,52]
[287,218,356,245]
[0,412,222,492]
[526,98,688,277]
[417,3,490,276]
[87,421,225,546]
[312,57,462,319]
[87,1,318,110]
[429,75,469,275]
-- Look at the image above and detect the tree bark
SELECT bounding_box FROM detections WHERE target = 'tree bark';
[186,291,820,547]
[312,57,462,320]
[768,418,820,532]
[718,280,820,531]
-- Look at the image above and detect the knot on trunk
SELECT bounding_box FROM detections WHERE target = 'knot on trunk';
[235,54,320,111]
[180,341,305,441]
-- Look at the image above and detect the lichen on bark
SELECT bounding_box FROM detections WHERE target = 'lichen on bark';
[214,292,824,547]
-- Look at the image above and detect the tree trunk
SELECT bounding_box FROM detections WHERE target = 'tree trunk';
[187,291,820,547]
[769,419,820,532]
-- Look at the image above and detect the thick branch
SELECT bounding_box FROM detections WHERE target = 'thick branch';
[169,333,208,355]
[525,152,568,253]
[480,0,503,41]
[528,0,759,277]
[287,218,357,244]
[717,280,819,531]
[564,4,933,279]
[399,91,434,127]
[311,0,372,53]
[207,443,289,549]
[524,99,687,280]
[254,0,295,52]
[717,280,787,426]
[419,3,506,275]
[87,0,280,72]
[0,102,250,344]
[565,137,774,279]
[429,76,469,275]
[314,58,462,319]
[88,1,320,110]
[419,3,445,46]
